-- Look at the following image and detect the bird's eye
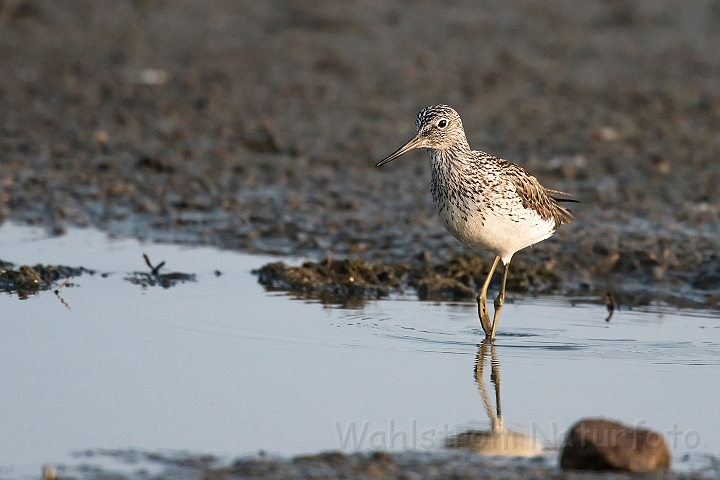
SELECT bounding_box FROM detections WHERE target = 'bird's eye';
[437,119,447,128]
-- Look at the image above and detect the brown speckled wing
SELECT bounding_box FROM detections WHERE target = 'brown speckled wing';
[501,161,574,228]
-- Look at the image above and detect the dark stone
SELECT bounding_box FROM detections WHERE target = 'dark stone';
[560,418,670,472]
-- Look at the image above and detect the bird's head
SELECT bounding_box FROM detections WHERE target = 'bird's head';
[376,105,466,167]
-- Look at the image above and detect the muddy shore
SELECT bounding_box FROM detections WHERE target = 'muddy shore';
[6,3,720,473]
[3,1,720,307]
[56,448,716,480]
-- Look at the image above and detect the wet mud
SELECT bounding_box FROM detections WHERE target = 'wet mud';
[0,253,195,296]
[58,449,714,480]
[2,1,720,307]
[0,259,91,299]
[254,252,562,306]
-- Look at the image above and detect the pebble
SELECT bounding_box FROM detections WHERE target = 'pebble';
[560,418,670,472]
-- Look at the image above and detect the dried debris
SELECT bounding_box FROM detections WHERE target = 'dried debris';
[125,253,196,288]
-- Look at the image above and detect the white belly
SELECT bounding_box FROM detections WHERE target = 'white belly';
[436,202,556,264]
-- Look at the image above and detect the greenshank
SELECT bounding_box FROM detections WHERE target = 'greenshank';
[376,105,573,339]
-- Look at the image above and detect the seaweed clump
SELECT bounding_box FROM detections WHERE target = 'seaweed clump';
[254,258,406,307]
[0,259,93,299]
[254,252,565,305]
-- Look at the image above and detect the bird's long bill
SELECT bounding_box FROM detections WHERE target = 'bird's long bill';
[375,134,424,167]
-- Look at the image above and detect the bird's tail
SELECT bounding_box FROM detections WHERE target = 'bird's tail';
[546,188,578,203]
[545,188,576,225]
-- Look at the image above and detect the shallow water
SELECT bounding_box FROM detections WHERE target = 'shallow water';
[1,223,719,478]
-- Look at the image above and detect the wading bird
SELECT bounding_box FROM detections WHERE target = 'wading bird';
[376,105,573,339]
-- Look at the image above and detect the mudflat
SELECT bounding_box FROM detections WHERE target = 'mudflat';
[2,0,720,307]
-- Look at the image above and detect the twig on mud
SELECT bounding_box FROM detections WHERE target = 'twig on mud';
[143,254,166,276]
[54,277,72,310]
[127,254,196,289]
[54,276,72,294]
[605,292,617,322]
[54,291,71,310]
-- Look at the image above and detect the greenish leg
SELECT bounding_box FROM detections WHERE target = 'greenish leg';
[489,262,510,339]
[477,256,500,337]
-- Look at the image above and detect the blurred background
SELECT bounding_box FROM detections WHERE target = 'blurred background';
[2,0,720,301]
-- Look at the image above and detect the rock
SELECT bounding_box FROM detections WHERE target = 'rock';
[560,418,670,472]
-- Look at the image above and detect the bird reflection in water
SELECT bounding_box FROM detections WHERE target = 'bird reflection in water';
[445,340,543,456]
